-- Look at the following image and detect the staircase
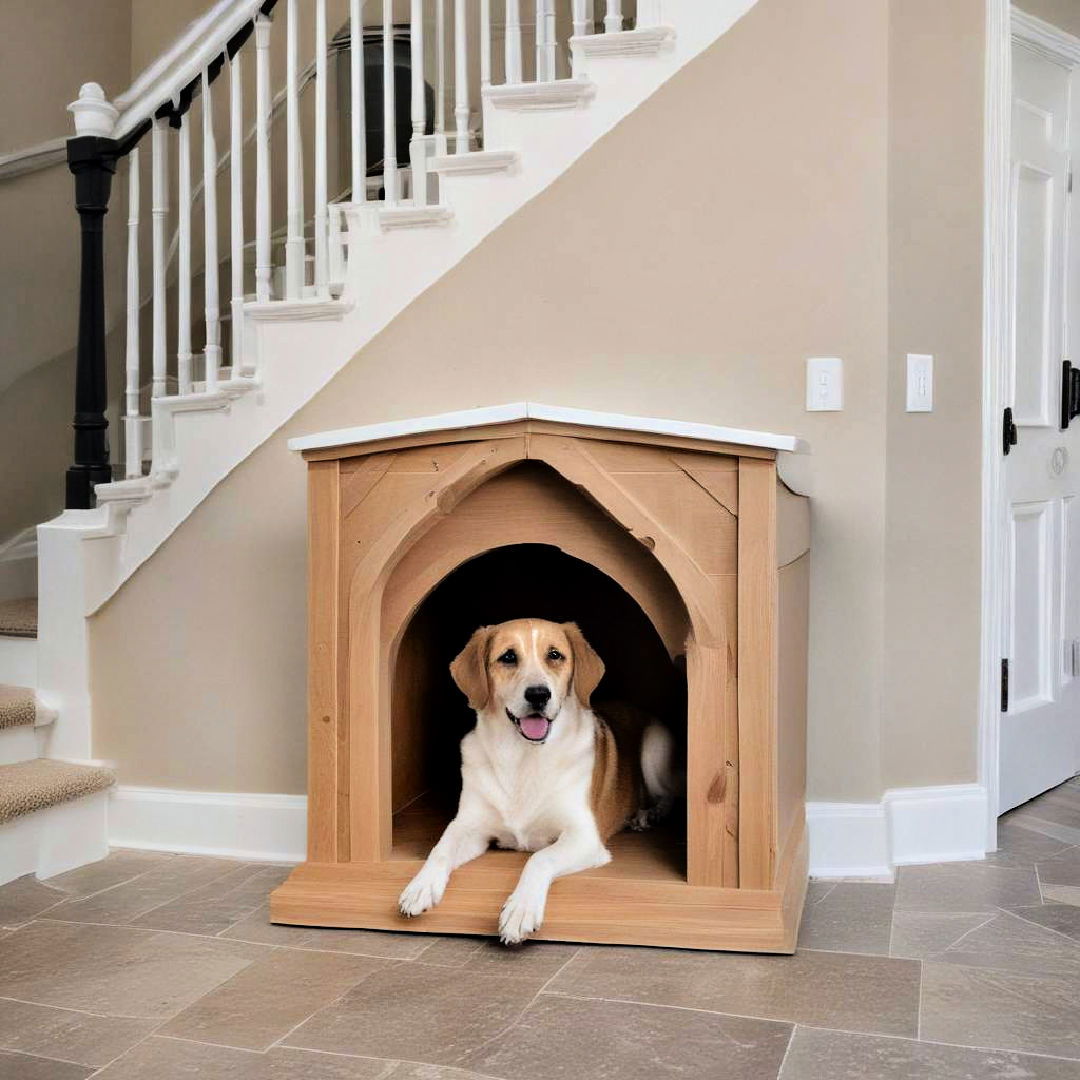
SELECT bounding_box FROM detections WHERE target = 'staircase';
[2,0,760,884]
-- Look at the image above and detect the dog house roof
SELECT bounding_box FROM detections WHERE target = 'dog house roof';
[288,402,809,456]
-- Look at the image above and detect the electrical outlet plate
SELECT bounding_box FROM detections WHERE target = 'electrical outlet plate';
[906,353,934,412]
[806,358,843,411]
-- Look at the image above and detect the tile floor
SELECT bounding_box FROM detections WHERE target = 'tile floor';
[1,777,1079,1078]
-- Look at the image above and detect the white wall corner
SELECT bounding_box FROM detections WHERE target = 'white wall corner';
[807,783,989,879]
[109,786,308,863]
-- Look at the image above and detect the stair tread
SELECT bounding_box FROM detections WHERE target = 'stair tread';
[0,597,36,639]
[0,759,115,826]
[0,684,38,730]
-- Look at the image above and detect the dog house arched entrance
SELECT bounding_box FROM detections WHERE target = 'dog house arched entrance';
[272,405,810,952]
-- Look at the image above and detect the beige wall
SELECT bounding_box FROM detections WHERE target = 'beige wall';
[93,0,904,800]
[1017,0,1080,37]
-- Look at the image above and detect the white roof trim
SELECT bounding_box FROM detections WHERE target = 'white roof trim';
[288,402,808,454]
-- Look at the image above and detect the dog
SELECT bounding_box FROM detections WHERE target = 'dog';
[398,618,679,944]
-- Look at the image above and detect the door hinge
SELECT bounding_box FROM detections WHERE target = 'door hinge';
[1062,360,1080,430]
[1001,658,1010,712]
[1003,406,1018,455]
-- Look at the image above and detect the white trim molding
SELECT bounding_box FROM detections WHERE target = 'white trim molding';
[808,784,989,879]
[109,786,307,863]
[0,791,109,887]
[1012,9,1080,65]
[0,137,67,182]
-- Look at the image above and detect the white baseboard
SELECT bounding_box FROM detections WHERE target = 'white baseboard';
[0,790,110,887]
[111,783,988,879]
[807,784,989,879]
[109,786,307,863]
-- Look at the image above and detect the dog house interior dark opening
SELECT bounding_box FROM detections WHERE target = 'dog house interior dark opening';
[389,539,690,877]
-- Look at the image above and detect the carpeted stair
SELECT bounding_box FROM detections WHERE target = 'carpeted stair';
[0,683,50,730]
[0,759,115,826]
[0,597,37,638]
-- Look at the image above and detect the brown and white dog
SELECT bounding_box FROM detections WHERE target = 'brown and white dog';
[398,618,678,944]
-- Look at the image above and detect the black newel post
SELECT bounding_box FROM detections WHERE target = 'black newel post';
[65,133,119,509]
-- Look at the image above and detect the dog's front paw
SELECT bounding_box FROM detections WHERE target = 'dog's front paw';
[499,887,546,945]
[398,866,448,918]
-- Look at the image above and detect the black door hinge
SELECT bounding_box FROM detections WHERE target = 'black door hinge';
[1001,658,1010,713]
[1003,407,1018,455]
[1062,361,1080,430]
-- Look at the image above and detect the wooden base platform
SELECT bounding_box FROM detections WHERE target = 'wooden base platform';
[270,804,807,953]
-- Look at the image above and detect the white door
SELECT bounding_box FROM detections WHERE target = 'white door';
[1000,39,1080,812]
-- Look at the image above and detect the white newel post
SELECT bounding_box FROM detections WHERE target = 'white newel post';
[229,50,245,373]
[124,149,142,478]
[201,68,221,391]
[255,14,272,302]
[314,0,329,296]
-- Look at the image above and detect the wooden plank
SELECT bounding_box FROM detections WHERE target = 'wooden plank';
[776,553,809,859]
[737,457,779,889]
[777,480,810,567]
[306,459,340,863]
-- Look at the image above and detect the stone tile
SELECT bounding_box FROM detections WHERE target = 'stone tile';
[130,866,293,936]
[922,961,1080,1060]
[546,945,920,1037]
[894,861,1040,913]
[284,962,543,1064]
[1004,903,1080,943]
[463,994,792,1080]
[804,880,837,904]
[40,856,249,926]
[384,1066,503,1080]
[889,911,993,959]
[456,941,579,978]
[160,946,389,1051]
[93,1037,394,1078]
[1044,885,1080,906]
[796,882,895,955]
[0,998,156,1068]
[220,905,434,959]
[0,920,265,1019]
[0,1049,94,1080]
[42,851,175,900]
[414,937,485,966]
[985,824,1074,869]
[1005,813,1080,847]
[932,911,1080,981]
[1038,847,1080,888]
[779,1026,1080,1079]
[0,876,67,928]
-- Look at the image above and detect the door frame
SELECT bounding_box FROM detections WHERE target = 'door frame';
[980,4,1080,847]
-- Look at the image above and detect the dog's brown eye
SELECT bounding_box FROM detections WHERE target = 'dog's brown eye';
[547,648,564,662]
[497,649,518,665]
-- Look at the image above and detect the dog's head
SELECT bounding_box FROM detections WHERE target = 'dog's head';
[450,618,604,744]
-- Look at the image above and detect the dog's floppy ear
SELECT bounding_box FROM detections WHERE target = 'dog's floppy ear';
[450,626,492,711]
[562,622,604,708]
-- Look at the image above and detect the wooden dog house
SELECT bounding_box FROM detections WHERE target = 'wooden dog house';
[271,403,810,952]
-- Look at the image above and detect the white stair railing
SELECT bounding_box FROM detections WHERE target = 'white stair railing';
[68,0,638,496]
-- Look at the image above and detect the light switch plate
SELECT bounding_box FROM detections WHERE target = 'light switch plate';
[806,358,843,411]
[906,353,933,412]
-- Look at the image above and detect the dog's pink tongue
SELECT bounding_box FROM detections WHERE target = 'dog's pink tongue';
[520,715,550,741]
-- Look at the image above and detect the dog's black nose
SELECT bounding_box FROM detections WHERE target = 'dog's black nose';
[524,685,551,708]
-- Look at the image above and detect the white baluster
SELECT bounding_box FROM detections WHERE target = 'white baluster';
[329,203,346,282]
[605,0,622,32]
[202,68,221,392]
[572,0,589,39]
[504,0,522,83]
[350,0,366,202]
[177,117,193,394]
[410,0,427,205]
[435,0,447,149]
[255,14,272,303]
[454,0,469,153]
[314,0,329,296]
[151,117,168,400]
[480,0,491,88]
[536,0,555,81]
[285,0,304,297]
[124,148,142,478]
[383,0,399,201]
[229,50,245,375]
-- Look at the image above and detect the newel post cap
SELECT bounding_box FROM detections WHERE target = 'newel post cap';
[68,83,119,137]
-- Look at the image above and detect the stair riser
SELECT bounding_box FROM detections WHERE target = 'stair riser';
[0,789,109,887]
[0,638,36,688]
[0,726,48,767]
